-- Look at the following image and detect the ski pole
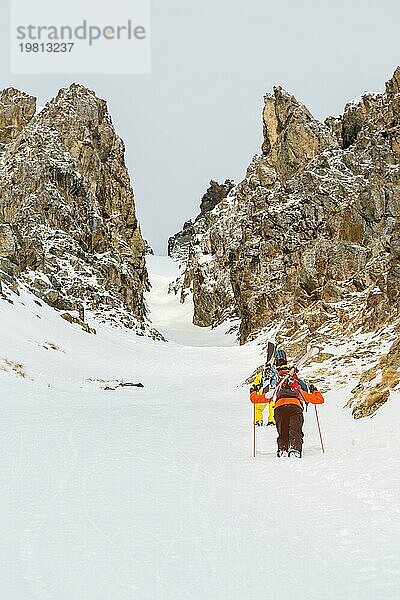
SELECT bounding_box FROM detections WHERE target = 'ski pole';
[314,405,325,454]
[253,404,256,458]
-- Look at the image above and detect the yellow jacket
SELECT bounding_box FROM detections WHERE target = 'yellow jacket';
[250,373,275,424]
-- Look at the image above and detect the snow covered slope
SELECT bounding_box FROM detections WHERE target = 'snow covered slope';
[0,256,399,599]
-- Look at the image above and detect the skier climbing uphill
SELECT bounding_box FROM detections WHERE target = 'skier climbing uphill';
[250,345,324,458]
[273,349,324,458]
[249,342,277,427]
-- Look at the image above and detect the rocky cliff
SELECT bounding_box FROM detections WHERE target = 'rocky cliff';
[171,67,400,417]
[0,84,154,334]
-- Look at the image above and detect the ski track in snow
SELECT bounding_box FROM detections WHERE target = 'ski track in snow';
[0,255,399,599]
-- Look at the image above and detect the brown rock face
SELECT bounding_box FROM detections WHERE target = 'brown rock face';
[262,87,335,181]
[173,66,400,416]
[0,84,152,332]
[348,330,400,418]
[0,224,19,259]
[0,88,36,147]
[386,66,400,97]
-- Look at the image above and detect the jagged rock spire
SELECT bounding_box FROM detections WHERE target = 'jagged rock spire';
[0,83,153,334]
[262,86,335,181]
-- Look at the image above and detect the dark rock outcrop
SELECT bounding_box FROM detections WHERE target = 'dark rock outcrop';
[199,179,235,214]
[168,179,234,263]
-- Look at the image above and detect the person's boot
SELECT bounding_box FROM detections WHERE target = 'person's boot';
[255,420,263,427]
[288,448,302,458]
[277,449,288,457]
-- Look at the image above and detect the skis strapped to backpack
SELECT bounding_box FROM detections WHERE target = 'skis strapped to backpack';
[262,341,276,388]
[272,345,317,401]
[262,341,279,401]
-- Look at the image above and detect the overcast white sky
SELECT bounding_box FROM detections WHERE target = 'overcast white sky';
[1,0,399,253]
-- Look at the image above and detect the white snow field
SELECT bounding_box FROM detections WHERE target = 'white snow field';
[0,255,399,600]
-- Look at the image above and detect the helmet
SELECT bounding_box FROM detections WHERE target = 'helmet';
[275,348,288,368]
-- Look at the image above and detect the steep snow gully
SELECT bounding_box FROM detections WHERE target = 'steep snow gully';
[0,256,399,599]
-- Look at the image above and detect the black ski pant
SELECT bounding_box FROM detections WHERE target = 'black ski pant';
[275,404,304,453]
